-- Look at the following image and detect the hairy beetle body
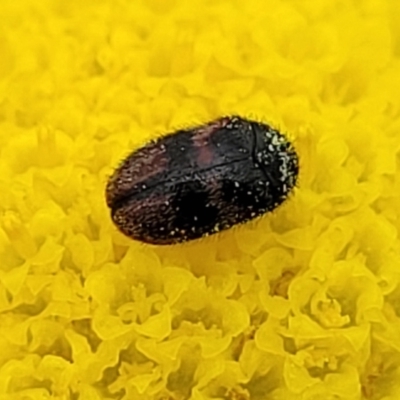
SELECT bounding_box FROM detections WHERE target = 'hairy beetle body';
[106,116,299,245]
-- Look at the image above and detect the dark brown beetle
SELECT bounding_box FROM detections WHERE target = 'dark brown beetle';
[106,116,299,245]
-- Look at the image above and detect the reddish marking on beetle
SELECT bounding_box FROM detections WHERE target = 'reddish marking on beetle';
[133,145,168,183]
[106,144,168,207]
[112,193,173,242]
[192,118,229,167]
[195,145,214,167]
[193,117,230,143]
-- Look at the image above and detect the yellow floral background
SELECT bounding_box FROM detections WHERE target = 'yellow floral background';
[1,0,400,399]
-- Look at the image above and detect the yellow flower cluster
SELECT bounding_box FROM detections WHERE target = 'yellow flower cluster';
[1,0,400,399]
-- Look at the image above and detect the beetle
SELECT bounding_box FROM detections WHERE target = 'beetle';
[105,116,299,245]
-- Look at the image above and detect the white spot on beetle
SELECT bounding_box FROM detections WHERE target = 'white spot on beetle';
[272,135,280,145]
